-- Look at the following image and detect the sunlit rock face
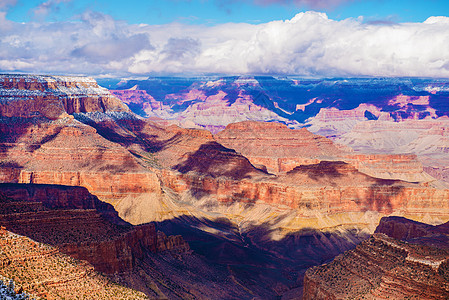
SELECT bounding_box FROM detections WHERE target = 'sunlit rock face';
[303,217,449,300]
[0,74,162,207]
[215,121,344,174]
[0,228,150,300]
[0,183,190,274]
[0,74,129,119]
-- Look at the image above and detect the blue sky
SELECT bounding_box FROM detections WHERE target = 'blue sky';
[1,0,449,77]
[5,0,449,25]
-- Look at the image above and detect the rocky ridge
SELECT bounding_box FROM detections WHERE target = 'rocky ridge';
[0,75,162,206]
[0,183,189,274]
[110,76,449,185]
[303,217,449,299]
[0,74,129,119]
[0,226,149,300]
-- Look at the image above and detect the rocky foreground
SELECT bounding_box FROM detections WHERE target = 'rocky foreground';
[303,216,449,299]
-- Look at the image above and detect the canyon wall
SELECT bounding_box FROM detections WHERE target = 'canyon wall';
[0,76,163,206]
[0,183,189,274]
[0,74,129,119]
[215,121,434,183]
[303,217,449,299]
[303,233,449,299]
[0,227,150,300]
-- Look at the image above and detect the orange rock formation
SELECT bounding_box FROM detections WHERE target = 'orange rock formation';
[303,217,449,299]
[0,183,189,274]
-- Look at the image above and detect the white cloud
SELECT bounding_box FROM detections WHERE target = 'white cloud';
[33,0,71,19]
[1,11,449,77]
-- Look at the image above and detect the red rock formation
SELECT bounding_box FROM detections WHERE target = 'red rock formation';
[215,121,344,174]
[303,233,449,299]
[215,121,434,182]
[343,153,433,182]
[0,228,150,299]
[112,88,298,133]
[303,215,449,300]
[375,216,449,249]
[0,115,162,205]
[0,183,189,274]
[111,89,170,115]
[0,75,129,119]
[161,160,449,217]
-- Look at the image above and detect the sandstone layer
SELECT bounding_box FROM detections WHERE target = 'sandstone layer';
[0,183,189,274]
[0,74,129,119]
[215,121,435,183]
[303,217,449,299]
[0,227,149,300]
[215,121,344,174]
[0,76,162,206]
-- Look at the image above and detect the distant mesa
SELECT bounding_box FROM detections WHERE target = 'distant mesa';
[0,74,129,120]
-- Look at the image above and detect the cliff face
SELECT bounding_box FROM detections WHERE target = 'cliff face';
[331,118,449,184]
[303,217,449,300]
[0,75,129,119]
[0,183,189,274]
[111,83,300,133]
[0,227,149,300]
[162,160,449,218]
[344,153,432,183]
[215,121,344,174]
[215,121,434,183]
[0,94,162,206]
[375,216,449,249]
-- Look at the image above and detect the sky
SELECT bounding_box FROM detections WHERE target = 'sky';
[1,0,449,78]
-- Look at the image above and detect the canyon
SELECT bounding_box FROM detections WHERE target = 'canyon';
[1,74,449,299]
[112,76,449,186]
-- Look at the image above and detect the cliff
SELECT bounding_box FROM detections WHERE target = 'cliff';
[0,74,129,119]
[0,227,149,299]
[0,183,189,274]
[215,121,344,174]
[111,85,300,133]
[214,121,434,183]
[163,157,449,218]
[375,216,449,249]
[303,217,449,299]
[0,111,162,206]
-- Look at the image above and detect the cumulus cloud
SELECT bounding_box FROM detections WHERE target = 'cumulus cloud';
[162,37,201,61]
[1,11,449,77]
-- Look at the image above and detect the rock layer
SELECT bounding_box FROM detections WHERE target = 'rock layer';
[0,183,189,274]
[0,74,128,119]
[0,115,162,206]
[0,228,149,300]
[303,217,449,299]
[215,121,344,174]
